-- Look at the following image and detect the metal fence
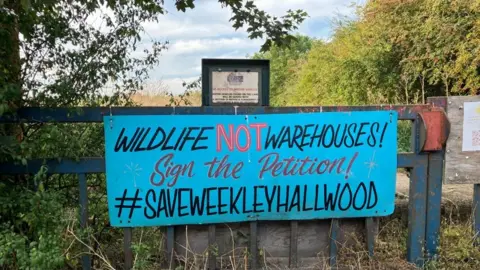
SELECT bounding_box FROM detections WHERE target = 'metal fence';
[0,98,449,269]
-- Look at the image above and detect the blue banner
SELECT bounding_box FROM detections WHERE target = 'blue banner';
[103,111,398,227]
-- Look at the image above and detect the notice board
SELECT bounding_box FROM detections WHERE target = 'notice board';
[211,71,259,104]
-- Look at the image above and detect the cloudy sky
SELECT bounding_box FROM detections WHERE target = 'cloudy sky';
[140,0,366,94]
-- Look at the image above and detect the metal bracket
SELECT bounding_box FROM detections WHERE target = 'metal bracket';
[418,108,450,152]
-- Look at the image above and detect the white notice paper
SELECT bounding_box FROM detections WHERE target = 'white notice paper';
[462,101,480,151]
[211,71,259,103]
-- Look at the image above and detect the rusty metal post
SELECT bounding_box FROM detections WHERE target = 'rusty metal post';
[422,97,449,260]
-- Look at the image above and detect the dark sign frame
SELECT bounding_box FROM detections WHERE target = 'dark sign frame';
[201,58,270,106]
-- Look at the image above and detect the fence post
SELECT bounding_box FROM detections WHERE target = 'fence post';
[329,219,340,268]
[289,221,298,268]
[407,157,428,267]
[166,226,175,268]
[474,185,480,246]
[425,151,443,260]
[78,173,91,270]
[406,115,428,267]
[124,228,133,270]
[249,221,258,270]
[208,225,216,270]
[365,218,376,257]
[424,96,448,259]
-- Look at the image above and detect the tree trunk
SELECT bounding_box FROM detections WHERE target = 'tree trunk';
[420,75,425,104]
[0,0,22,104]
[443,74,449,97]
[0,0,23,161]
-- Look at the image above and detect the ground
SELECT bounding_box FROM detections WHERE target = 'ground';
[358,171,480,270]
[396,171,473,204]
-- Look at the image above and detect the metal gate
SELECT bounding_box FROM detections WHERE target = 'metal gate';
[0,97,456,269]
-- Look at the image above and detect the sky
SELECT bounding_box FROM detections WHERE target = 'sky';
[139,0,366,94]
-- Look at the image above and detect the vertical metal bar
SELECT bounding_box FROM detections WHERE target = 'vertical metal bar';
[167,226,175,268]
[329,219,339,268]
[474,185,480,246]
[208,225,216,270]
[365,218,375,257]
[78,173,91,270]
[289,221,298,268]
[249,221,258,270]
[411,118,418,153]
[406,115,428,267]
[425,151,443,259]
[407,157,428,267]
[124,228,133,270]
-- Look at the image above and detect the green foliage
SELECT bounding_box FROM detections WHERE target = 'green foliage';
[397,121,412,153]
[224,0,308,51]
[131,239,154,269]
[250,35,314,106]
[167,76,202,107]
[2,0,479,268]
[254,0,479,107]
[284,21,406,106]
[0,179,67,269]
[363,0,480,96]
[0,0,307,268]
[249,0,478,152]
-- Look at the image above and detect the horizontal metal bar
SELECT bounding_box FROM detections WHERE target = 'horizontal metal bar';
[0,153,421,174]
[0,105,430,123]
[0,158,105,174]
[397,153,428,168]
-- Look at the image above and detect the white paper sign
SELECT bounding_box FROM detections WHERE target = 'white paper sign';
[211,71,259,103]
[462,101,480,151]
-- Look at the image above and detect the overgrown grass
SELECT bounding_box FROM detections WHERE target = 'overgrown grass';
[398,120,412,153]
[301,214,480,269]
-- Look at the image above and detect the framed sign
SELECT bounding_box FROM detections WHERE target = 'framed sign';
[103,111,398,227]
[211,69,260,104]
[202,58,270,106]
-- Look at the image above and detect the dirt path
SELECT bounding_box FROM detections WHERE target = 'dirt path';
[396,171,473,206]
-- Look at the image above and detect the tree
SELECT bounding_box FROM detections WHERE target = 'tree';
[288,19,403,106]
[361,0,480,97]
[0,1,308,268]
[269,0,479,108]
[0,0,307,109]
[250,35,314,106]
